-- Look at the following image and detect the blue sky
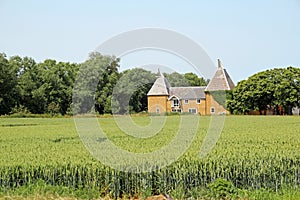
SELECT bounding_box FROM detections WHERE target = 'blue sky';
[1,0,299,83]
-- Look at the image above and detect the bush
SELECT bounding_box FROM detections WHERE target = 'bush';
[208,178,238,199]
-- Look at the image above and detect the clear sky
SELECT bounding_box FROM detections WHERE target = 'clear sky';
[1,0,299,83]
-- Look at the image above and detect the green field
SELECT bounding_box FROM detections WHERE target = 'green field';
[0,116,300,199]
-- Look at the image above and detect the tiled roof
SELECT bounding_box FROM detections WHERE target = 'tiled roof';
[147,73,170,96]
[147,59,235,97]
[169,86,206,99]
[205,59,235,91]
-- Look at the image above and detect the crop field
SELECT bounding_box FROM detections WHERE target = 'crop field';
[0,116,300,199]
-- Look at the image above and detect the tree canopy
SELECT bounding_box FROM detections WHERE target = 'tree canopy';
[164,72,207,87]
[0,53,19,114]
[0,52,207,115]
[2,51,299,116]
[227,67,300,115]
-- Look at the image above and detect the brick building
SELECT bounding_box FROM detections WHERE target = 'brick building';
[147,59,235,115]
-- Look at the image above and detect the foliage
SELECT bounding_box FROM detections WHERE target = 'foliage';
[73,52,120,114]
[164,72,189,87]
[184,72,207,86]
[208,178,237,199]
[0,179,101,199]
[0,53,20,114]
[112,68,156,114]
[164,72,206,87]
[1,54,80,115]
[93,53,120,114]
[1,52,209,116]
[207,90,232,109]
[227,67,300,115]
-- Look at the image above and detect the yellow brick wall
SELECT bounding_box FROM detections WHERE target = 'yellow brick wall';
[205,93,230,115]
[148,93,231,115]
[147,95,168,114]
[180,99,206,115]
[166,100,172,112]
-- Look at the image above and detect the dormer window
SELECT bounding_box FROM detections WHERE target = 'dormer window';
[172,99,179,107]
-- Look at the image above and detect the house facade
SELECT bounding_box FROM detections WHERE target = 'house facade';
[147,59,235,115]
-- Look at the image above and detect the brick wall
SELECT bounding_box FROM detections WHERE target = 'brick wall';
[205,93,230,115]
[147,95,168,114]
[180,99,206,115]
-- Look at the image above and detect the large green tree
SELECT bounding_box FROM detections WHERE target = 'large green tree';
[184,72,207,86]
[17,57,79,115]
[164,72,206,87]
[271,67,300,115]
[227,67,300,115]
[0,53,20,114]
[112,68,156,114]
[37,59,79,115]
[16,56,41,113]
[164,72,188,87]
[73,52,120,114]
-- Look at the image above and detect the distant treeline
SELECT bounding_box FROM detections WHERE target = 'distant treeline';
[2,51,299,116]
[0,52,206,115]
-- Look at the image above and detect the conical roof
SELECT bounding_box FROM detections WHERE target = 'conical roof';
[205,59,235,91]
[147,70,170,96]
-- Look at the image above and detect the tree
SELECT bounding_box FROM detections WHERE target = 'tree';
[184,72,207,86]
[17,57,79,115]
[226,80,252,114]
[0,53,20,114]
[38,59,79,115]
[164,72,206,87]
[112,68,156,114]
[227,67,300,115]
[272,67,300,115]
[73,52,120,114]
[17,56,44,113]
[94,53,120,114]
[164,72,189,87]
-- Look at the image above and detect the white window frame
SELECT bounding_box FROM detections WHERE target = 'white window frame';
[184,99,189,104]
[196,99,201,104]
[172,99,179,107]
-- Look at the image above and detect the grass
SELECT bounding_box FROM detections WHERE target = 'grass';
[0,115,300,199]
[1,185,300,200]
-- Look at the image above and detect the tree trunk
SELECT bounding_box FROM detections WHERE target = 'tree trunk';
[288,106,293,115]
[275,105,280,115]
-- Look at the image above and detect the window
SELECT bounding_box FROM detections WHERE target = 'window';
[172,99,179,107]
[210,107,215,114]
[156,107,160,113]
[188,108,197,114]
[172,108,182,113]
[184,99,189,104]
[196,99,201,104]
